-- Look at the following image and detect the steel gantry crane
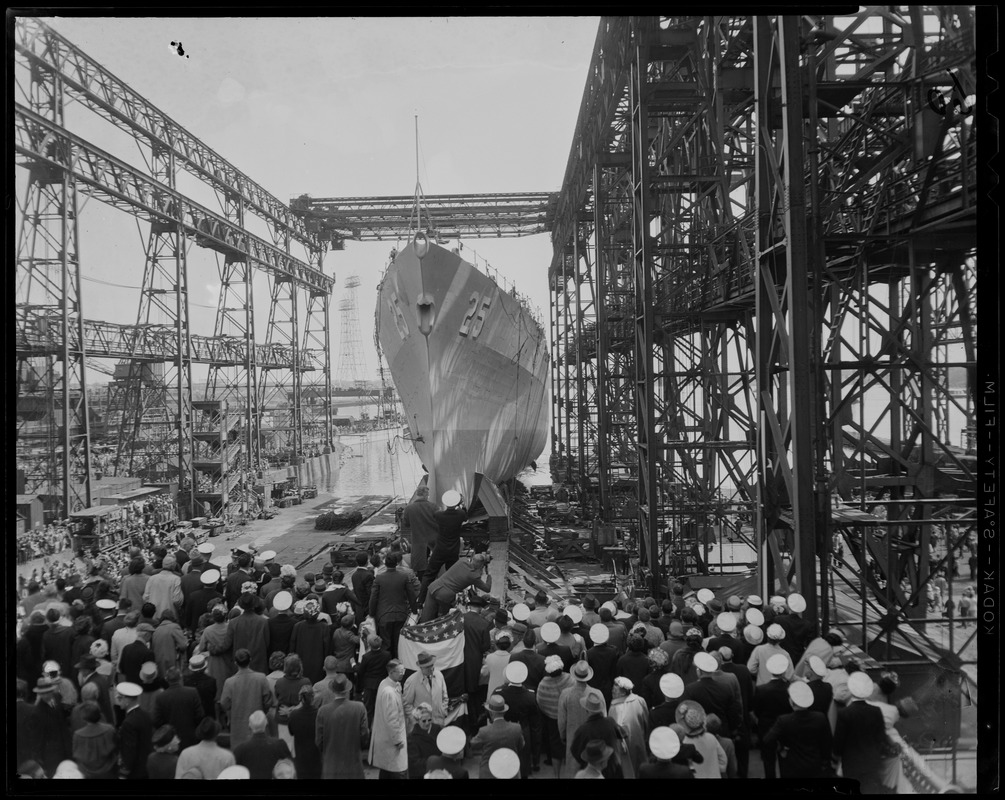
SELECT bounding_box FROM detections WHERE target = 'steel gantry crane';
[14,16,338,519]
[548,12,981,786]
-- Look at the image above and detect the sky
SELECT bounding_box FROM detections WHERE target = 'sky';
[17,14,601,384]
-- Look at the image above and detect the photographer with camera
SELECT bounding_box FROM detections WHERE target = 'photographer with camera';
[419,552,493,622]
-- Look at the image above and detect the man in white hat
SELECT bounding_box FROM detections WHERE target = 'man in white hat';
[116,681,155,779]
[751,654,792,779]
[761,680,833,779]
[424,725,468,779]
[834,672,888,793]
[804,655,835,718]
[679,651,743,739]
[775,592,814,663]
[536,620,575,672]
[403,652,449,730]
[638,727,692,779]
[747,623,794,685]
[492,660,541,774]
[650,672,685,728]
[794,629,845,678]
[585,622,619,707]
[471,694,524,779]
[182,568,222,633]
[706,611,741,654]
[417,490,467,605]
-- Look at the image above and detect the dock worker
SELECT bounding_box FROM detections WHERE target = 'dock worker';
[400,485,439,579]
[419,552,493,622]
[418,491,468,605]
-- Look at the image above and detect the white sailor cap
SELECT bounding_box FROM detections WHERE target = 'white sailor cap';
[540,621,561,643]
[200,568,221,585]
[563,604,584,624]
[115,681,143,698]
[488,747,520,779]
[197,543,215,555]
[767,654,790,676]
[260,550,276,562]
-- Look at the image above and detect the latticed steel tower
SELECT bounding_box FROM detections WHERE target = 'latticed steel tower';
[335,275,367,390]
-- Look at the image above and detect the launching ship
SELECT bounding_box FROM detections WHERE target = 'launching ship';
[375,233,550,511]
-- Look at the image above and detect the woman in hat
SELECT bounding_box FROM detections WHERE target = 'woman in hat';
[290,598,332,685]
[406,702,443,778]
[674,700,727,778]
[669,627,704,686]
[71,700,118,778]
[265,650,288,694]
[194,602,235,703]
[536,655,574,777]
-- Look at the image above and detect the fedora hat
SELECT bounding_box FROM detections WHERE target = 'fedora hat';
[484,694,509,714]
[139,661,159,682]
[417,652,436,668]
[579,692,606,715]
[570,661,594,682]
[74,653,99,672]
[33,677,59,695]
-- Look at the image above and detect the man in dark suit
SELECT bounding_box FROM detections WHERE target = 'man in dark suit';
[368,553,418,659]
[182,569,222,633]
[119,623,156,685]
[267,591,297,655]
[834,672,889,794]
[470,694,525,779]
[350,552,375,624]
[418,491,467,605]
[179,555,207,605]
[154,666,205,749]
[586,623,621,708]
[752,655,792,779]
[228,593,271,673]
[679,651,743,738]
[763,681,832,779]
[224,553,253,608]
[508,626,546,691]
[637,727,694,779]
[718,645,754,777]
[492,661,542,775]
[457,599,492,721]
[775,593,815,664]
[183,654,217,723]
[116,681,154,779]
[806,656,835,715]
[650,672,685,728]
[536,622,575,672]
[315,674,371,779]
[232,709,291,779]
[75,653,115,724]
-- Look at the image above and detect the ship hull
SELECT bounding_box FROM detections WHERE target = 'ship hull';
[375,239,550,506]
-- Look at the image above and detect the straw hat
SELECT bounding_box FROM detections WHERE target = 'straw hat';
[570,661,594,682]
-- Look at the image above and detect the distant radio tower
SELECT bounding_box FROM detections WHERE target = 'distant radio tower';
[336,275,367,390]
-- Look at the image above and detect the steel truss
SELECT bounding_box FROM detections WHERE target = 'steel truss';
[548,10,978,716]
[14,16,335,520]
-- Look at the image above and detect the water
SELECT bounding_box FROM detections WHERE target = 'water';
[318,430,424,498]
